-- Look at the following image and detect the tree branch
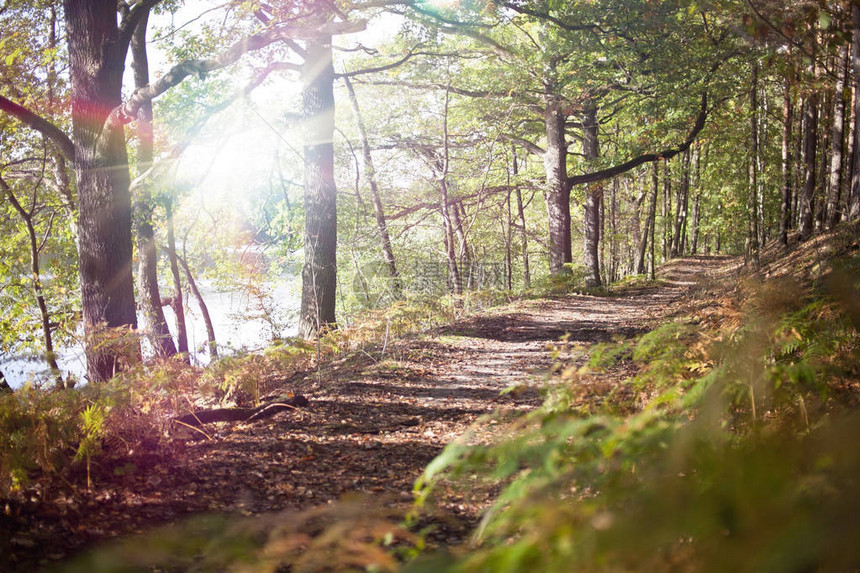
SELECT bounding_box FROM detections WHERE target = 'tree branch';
[0,96,75,160]
[337,45,434,78]
[118,0,164,55]
[502,134,545,157]
[566,92,709,188]
[500,2,603,34]
[354,78,507,98]
[104,19,367,134]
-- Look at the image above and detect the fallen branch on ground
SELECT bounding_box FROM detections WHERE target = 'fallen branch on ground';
[173,395,310,427]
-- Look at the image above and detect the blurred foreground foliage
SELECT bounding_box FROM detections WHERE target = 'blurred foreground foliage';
[410,250,860,572]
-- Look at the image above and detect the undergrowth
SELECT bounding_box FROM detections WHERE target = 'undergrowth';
[409,250,860,572]
[0,286,511,500]
[4,239,860,572]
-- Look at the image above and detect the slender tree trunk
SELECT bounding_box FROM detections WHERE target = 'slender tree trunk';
[715,201,723,253]
[826,47,847,229]
[846,57,856,222]
[512,147,530,288]
[439,84,462,295]
[0,177,62,385]
[818,84,832,232]
[441,196,461,294]
[848,3,860,221]
[176,253,218,361]
[689,146,702,254]
[451,203,471,286]
[758,82,769,248]
[799,91,819,240]
[544,93,572,274]
[638,162,659,275]
[131,11,177,359]
[299,37,338,337]
[793,93,804,229]
[164,200,189,361]
[748,63,760,266]
[65,0,138,382]
[609,176,619,283]
[649,162,658,280]
[504,190,513,290]
[342,76,400,293]
[631,179,645,274]
[780,76,795,246]
[672,148,691,257]
[583,99,602,287]
[662,160,672,262]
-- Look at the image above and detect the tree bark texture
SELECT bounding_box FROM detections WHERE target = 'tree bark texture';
[544,94,572,274]
[131,11,178,359]
[662,160,672,262]
[300,38,338,338]
[826,45,847,229]
[799,92,819,240]
[636,161,660,275]
[671,148,691,258]
[848,3,860,221]
[582,100,602,287]
[780,77,794,246]
[748,64,760,266]
[824,46,848,228]
[64,0,138,382]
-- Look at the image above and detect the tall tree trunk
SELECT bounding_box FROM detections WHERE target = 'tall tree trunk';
[451,203,471,287]
[748,63,760,266]
[689,146,702,254]
[848,3,860,221]
[544,93,572,274]
[131,10,177,359]
[780,76,795,246]
[817,84,832,231]
[512,147,531,288]
[636,164,657,275]
[583,100,602,287]
[608,176,619,283]
[299,37,338,338]
[799,92,819,240]
[439,85,462,295]
[165,200,189,362]
[826,45,847,229]
[504,190,513,290]
[342,76,400,294]
[65,0,138,382]
[632,180,647,275]
[672,148,691,257]
[662,160,672,262]
[649,162,658,280]
[715,201,723,253]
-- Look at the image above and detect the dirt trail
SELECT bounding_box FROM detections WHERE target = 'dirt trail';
[3,256,732,571]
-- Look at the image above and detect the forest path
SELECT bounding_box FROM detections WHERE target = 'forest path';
[7,255,733,571]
